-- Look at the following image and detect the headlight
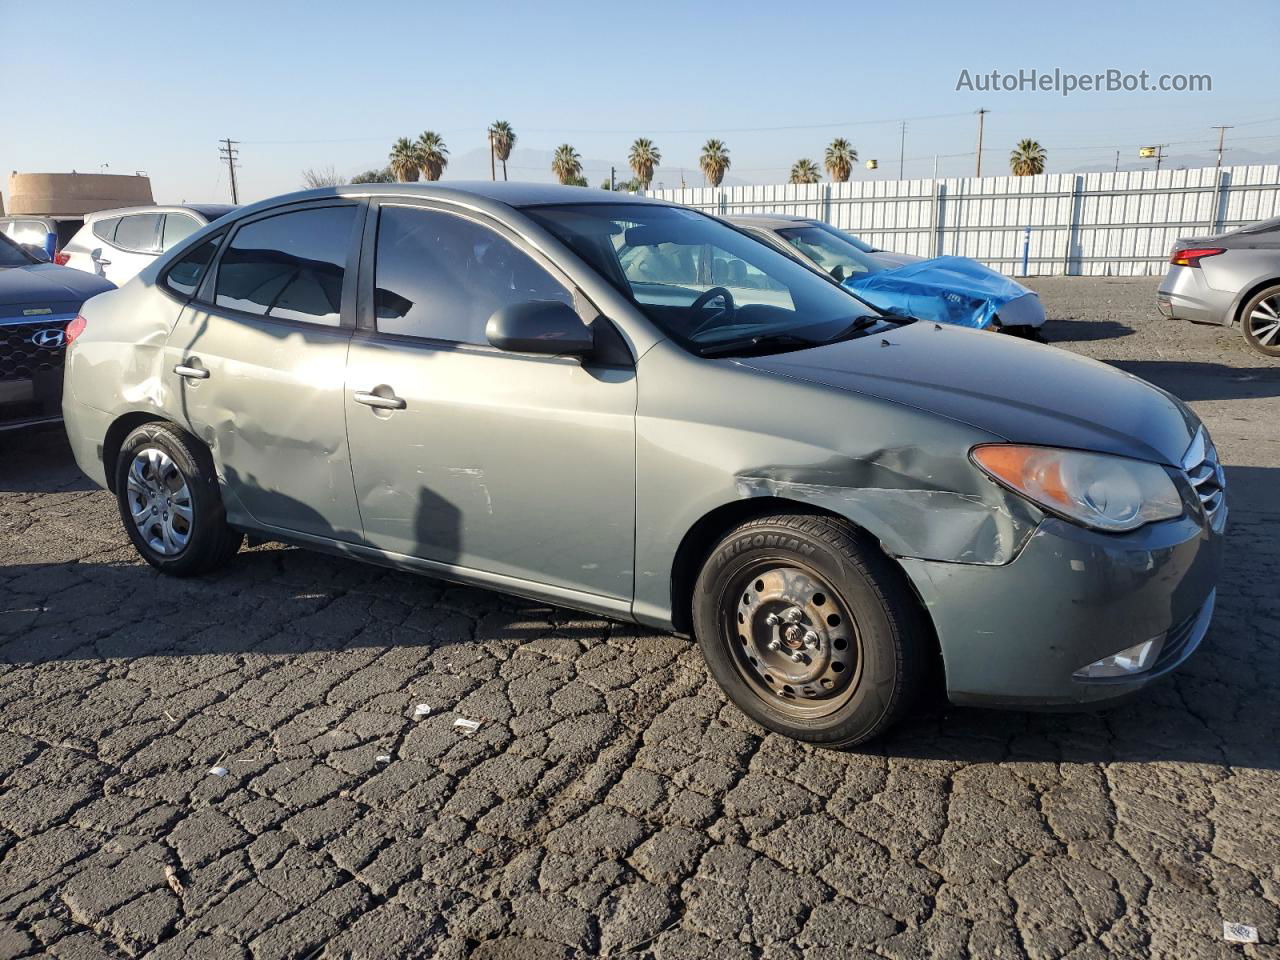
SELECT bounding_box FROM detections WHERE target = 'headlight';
[971,444,1183,533]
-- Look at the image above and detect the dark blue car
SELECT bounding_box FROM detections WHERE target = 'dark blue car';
[0,234,114,430]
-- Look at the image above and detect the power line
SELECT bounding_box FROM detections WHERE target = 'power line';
[218,138,240,204]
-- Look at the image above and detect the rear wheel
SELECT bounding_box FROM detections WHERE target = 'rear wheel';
[692,514,926,748]
[115,422,242,576]
[1241,284,1280,357]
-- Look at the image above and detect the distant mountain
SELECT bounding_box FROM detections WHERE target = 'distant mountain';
[1070,146,1280,175]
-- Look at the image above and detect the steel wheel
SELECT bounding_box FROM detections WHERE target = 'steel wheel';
[723,562,863,719]
[125,447,193,557]
[1247,293,1280,349]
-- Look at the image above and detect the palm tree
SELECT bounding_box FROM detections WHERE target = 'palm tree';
[389,138,420,182]
[628,138,661,190]
[489,121,516,180]
[824,138,857,182]
[415,131,449,181]
[551,144,582,185]
[789,158,821,185]
[700,139,730,187]
[1009,139,1047,176]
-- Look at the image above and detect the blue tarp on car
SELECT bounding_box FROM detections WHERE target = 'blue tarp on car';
[845,255,1036,330]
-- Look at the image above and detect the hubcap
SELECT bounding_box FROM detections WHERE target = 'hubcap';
[125,448,193,557]
[727,565,860,715]
[1248,295,1280,348]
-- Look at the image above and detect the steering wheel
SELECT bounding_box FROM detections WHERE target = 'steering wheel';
[687,286,737,338]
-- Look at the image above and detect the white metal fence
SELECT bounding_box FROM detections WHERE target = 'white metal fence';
[647,164,1280,277]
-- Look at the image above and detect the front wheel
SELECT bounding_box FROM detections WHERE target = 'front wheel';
[1241,284,1280,357]
[692,514,926,748]
[115,422,243,576]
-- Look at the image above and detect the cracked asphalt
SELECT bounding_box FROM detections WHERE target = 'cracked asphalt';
[1,277,1278,959]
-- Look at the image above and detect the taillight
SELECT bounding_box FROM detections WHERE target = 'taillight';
[1169,247,1225,267]
[65,314,87,345]
[54,251,70,266]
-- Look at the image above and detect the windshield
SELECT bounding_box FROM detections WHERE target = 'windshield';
[776,223,883,282]
[525,203,886,354]
[0,234,33,267]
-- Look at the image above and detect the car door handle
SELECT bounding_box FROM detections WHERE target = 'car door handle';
[353,390,406,411]
[173,363,209,380]
[96,258,112,265]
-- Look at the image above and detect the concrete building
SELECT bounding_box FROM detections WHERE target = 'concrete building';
[5,172,154,217]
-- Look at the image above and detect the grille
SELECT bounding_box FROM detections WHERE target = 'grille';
[1181,427,1225,521]
[0,321,67,383]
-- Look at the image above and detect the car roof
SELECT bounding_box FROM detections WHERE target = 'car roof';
[728,214,819,229]
[84,204,237,223]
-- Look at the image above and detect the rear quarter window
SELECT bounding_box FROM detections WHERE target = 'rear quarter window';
[93,217,121,243]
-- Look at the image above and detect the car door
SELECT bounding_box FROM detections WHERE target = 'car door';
[162,200,365,541]
[344,199,637,602]
[102,213,164,284]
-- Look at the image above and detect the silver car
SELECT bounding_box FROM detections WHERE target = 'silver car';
[731,214,921,270]
[62,183,1224,747]
[1158,216,1280,357]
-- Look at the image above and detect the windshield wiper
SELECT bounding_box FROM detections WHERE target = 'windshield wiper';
[696,333,821,358]
[823,315,885,343]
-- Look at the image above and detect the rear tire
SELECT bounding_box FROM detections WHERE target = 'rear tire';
[692,514,926,748]
[114,422,242,576]
[1240,284,1280,357]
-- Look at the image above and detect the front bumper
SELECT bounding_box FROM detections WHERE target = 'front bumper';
[900,508,1224,708]
[1157,265,1233,325]
[997,292,1046,329]
[0,369,63,431]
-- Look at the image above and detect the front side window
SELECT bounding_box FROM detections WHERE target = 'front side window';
[114,214,162,252]
[161,214,201,251]
[527,203,887,355]
[374,205,572,344]
[164,233,223,298]
[214,205,356,326]
[776,224,881,282]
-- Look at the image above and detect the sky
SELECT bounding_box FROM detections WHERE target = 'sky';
[3,0,1280,206]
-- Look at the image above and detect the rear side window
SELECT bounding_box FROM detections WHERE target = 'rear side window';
[214,205,356,326]
[114,213,162,252]
[93,217,121,242]
[373,205,572,343]
[164,233,223,298]
[161,214,201,251]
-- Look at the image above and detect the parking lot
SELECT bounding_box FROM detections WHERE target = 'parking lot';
[0,276,1277,959]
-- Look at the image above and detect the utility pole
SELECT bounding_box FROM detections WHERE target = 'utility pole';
[1114,150,1120,174]
[975,108,989,178]
[898,121,907,179]
[1211,125,1233,168]
[488,130,496,181]
[218,138,240,204]
[610,166,616,191]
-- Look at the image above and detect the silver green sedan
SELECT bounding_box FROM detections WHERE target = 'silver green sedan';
[61,183,1224,748]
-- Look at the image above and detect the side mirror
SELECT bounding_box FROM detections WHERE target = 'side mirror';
[21,243,51,263]
[830,264,845,282]
[486,300,594,356]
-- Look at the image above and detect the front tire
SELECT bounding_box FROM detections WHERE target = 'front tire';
[1241,284,1280,357]
[692,514,926,748]
[115,422,242,576]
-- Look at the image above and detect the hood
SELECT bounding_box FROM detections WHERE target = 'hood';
[0,263,116,310]
[738,323,1198,466]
